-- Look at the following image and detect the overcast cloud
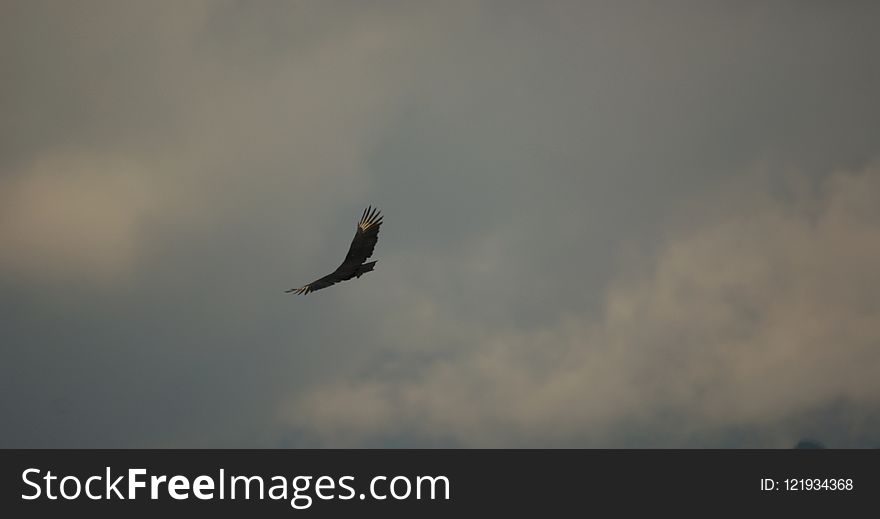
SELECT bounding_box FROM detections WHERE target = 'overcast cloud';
[2,1,879,447]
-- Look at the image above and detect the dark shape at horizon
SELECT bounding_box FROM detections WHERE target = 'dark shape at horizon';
[793,439,826,449]
[286,206,383,295]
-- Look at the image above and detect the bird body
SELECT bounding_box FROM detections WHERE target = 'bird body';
[286,206,383,295]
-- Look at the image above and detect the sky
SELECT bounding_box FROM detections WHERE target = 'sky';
[2,1,880,448]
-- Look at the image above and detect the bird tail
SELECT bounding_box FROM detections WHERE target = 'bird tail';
[354,260,377,278]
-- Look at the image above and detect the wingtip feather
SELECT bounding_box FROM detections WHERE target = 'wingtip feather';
[357,205,384,231]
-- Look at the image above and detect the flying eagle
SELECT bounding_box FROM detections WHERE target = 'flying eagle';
[286,206,383,295]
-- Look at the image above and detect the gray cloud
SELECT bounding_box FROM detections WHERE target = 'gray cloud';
[282,165,880,447]
[2,1,880,447]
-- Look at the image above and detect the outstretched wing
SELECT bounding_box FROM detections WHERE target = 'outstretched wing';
[341,205,383,267]
[285,271,343,295]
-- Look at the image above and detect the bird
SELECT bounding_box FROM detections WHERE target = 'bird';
[286,206,383,295]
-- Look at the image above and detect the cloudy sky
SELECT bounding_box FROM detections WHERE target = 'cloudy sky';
[2,1,880,448]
